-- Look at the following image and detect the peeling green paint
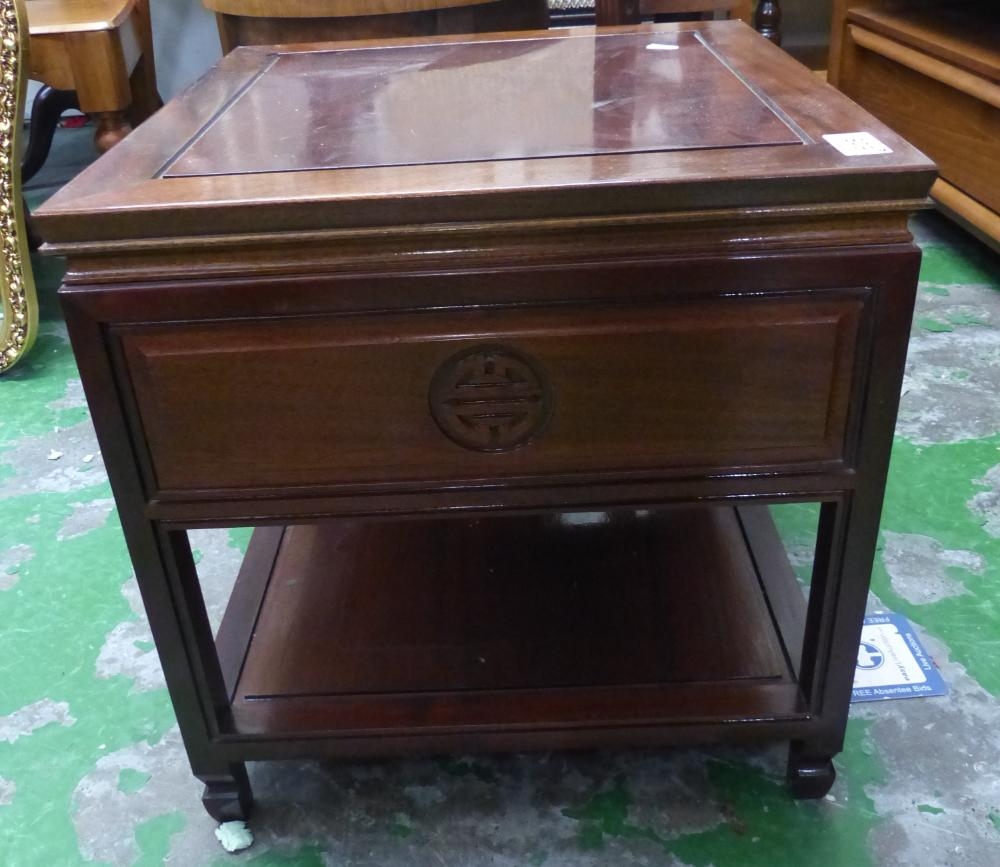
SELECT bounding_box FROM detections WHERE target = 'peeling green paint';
[559,723,885,865]
[212,846,327,867]
[947,312,989,327]
[134,811,186,867]
[667,723,883,867]
[117,768,152,794]
[0,331,178,866]
[228,527,254,554]
[562,775,664,852]
[916,804,945,815]
[769,501,819,584]
[916,318,954,333]
[0,332,89,446]
[919,244,1000,288]
[875,436,1000,696]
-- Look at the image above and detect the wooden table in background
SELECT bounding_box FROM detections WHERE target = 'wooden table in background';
[37,22,935,821]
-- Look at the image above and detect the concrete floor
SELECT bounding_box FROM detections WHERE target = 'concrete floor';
[2,127,1000,866]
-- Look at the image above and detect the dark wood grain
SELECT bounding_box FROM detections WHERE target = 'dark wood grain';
[227,506,809,745]
[737,505,808,679]
[51,23,932,815]
[34,22,934,248]
[165,31,801,176]
[116,294,863,495]
[238,508,788,701]
[215,526,285,700]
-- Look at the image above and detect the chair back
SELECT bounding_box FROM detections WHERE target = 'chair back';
[595,0,753,27]
[204,0,549,52]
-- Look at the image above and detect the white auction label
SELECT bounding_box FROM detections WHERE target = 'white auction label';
[823,132,893,156]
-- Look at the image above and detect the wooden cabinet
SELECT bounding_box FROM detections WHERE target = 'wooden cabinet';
[829,1,1000,249]
[39,23,934,822]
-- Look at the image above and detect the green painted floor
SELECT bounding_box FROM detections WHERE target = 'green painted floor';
[2,129,1000,866]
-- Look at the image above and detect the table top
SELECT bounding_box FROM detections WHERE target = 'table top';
[164,30,802,176]
[37,22,935,246]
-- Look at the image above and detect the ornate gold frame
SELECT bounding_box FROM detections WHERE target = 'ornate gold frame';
[0,0,37,374]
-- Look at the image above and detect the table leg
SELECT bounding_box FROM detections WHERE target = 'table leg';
[787,742,837,798]
[784,248,919,796]
[157,529,254,819]
[62,305,255,819]
[786,497,873,797]
[755,0,782,44]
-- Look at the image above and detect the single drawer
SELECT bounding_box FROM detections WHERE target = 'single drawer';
[118,293,865,496]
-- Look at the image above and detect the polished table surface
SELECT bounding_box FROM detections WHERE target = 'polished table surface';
[38,22,935,822]
[164,30,803,175]
[39,22,933,245]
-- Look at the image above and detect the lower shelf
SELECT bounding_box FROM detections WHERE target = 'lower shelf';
[217,506,809,748]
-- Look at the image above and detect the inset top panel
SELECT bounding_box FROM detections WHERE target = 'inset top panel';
[164,30,803,177]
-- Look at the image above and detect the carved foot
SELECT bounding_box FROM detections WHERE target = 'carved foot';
[787,749,836,799]
[93,111,132,153]
[201,766,253,822]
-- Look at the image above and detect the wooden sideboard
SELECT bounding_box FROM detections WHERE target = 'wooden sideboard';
[38,22,934,821]
[828,0,1000,249]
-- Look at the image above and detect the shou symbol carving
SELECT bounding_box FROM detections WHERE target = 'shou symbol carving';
[429,345,553,452]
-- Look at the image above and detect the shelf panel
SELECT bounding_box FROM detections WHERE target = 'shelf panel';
[224,506,805,739]
[848,3,1000,81]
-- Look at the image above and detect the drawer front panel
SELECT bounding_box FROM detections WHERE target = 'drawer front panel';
[119,294,864,495]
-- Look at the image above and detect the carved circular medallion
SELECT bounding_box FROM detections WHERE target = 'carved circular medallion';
[429,345,553,452]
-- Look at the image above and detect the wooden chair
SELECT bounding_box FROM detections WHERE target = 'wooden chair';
[595,0,781,44]
[23,0,160,175]
[1,0,38,373]
[207,0,781,55]
[204,0,550,53]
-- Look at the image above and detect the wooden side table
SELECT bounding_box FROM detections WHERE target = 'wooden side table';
[37,22,935,821]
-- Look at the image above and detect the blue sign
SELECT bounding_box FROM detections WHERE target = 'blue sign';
[851,612,948,703]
